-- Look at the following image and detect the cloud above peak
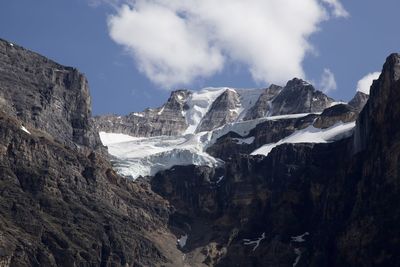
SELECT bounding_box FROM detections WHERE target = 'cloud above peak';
[107,0,348,89]
[356,72,381,95]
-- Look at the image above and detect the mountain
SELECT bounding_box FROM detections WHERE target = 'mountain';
[0,38,185,266]
[0,37,399,267]
[93,79,334,137]
[150,54,400,266]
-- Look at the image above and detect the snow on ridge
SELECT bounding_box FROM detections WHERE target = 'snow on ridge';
[251,121,356,156]
[235,88,264,121]
[183,87,227,134]
[100,112,321,179]
[232,137,255,145]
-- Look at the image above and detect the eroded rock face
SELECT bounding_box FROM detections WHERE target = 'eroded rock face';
[0,39,185,267]
[313,104,358,129]
[271,78,334,116]
[0,39,101,150]
[93,90,191,137]
[348,91,369,111]
[0,112,183,266]
[196,89,241,132]
[243,85,283,120]
[151,54,400,267]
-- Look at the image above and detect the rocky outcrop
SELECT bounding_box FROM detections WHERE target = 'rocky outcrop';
[271,78,334,115]
[196,89,241,132]
[206,114,317,160]
[348,91,369,111]
[313,104,357,129]
[244,85,283,120]
[94,90,191,137]
[0,39,101,150]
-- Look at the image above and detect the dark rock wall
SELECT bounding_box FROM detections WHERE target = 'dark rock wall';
[0,39,100,150]
[151,54,400,267]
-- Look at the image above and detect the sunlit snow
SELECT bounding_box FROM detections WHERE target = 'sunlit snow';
[251,122,355,156]
[20,126,31,135]
[99,113,327,179]
[243,232,266,251]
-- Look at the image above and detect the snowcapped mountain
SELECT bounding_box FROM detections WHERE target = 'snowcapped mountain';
[95,78,366,179]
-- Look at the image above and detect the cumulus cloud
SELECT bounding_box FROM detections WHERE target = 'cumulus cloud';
[107,0,348,88]
[356,72,381,95]
[319,68,337,93]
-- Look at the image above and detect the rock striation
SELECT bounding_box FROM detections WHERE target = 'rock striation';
[150,54,400,267]
[93,89,191,137]
[270,78,335,115]
[0,39,185,267]
[196,89,241,132]
[0,39,101,150]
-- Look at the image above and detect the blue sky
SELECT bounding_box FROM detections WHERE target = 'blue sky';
[0,0,399,115]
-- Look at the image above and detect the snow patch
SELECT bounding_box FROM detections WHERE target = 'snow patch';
[183,87,227,134]
[251,122,355,156]
[293,248,302,267]
[99,132,138,145]
[157,106,165,115]
[20,126,31,135]
[291,232,309,243]
[215,176,224,184]
[177,234,188,248]
[235,88,264,121]
[232,137,255,145]
[243,232,265,251]
[132,112,144,117]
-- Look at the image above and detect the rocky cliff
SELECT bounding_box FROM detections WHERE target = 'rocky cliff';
[0,39,185,267]
[0,39,101,150]
[93,79,334,136]
[150,54,400,266]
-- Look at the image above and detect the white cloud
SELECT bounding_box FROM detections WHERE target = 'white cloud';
[319,68,337,93]
[356,72,381,95]
[107,0,348,89]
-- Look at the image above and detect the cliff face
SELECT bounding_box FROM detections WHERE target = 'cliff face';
[151,54,400,267]
[93,90,191,137]
[0,39,184,267]
[0,39,101,150]
[270,78,334,116]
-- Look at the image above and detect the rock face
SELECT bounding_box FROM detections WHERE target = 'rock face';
[196,89,241,132]
[0,39,185,267]
[206,114,318,161]
[313,104,357,129]
[271,78,334,115]
[348,91,369,111]
[151,54,400,266]
[244,85,283,120]
[0,39,101,150]
[93,90,191,137]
